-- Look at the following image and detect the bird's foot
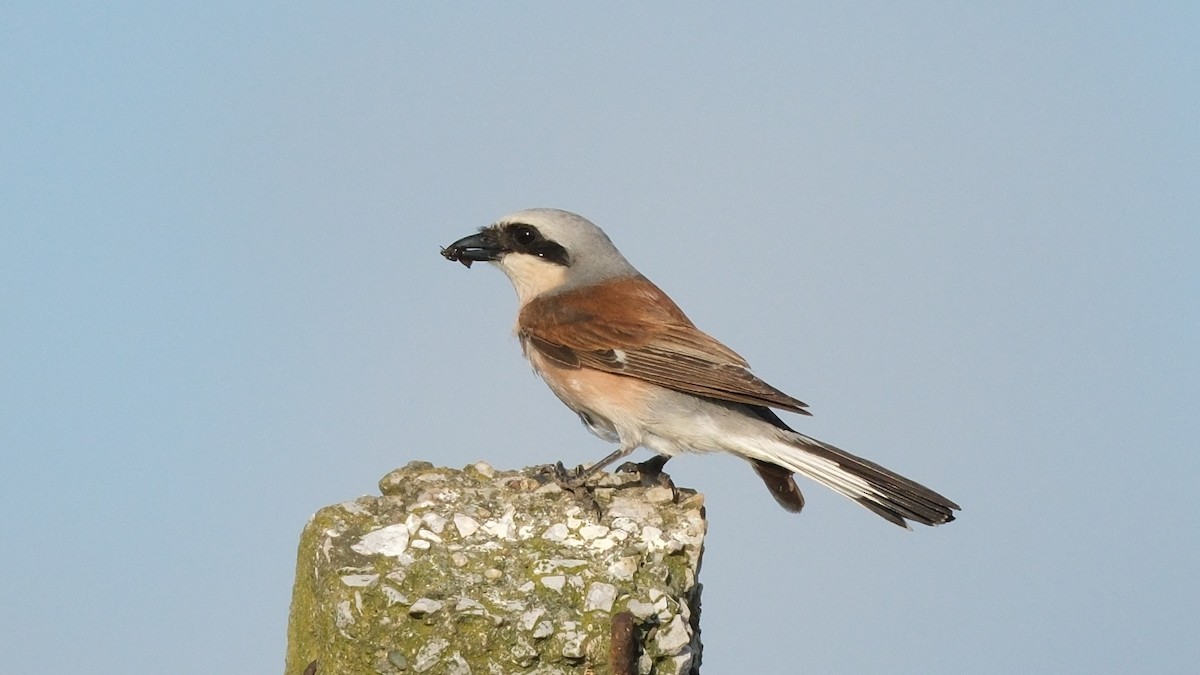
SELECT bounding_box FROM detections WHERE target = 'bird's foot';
[616,455,676,491]
[537,461,588,487]
[537,462,604,518]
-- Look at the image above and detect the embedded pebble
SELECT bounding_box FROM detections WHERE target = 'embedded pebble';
[608,556,638,580]
[653,595,670,616]
[611,516,640,533]
[381,586,408,606]
[540,575,566,592]
[519,608,544,631]
[482,507,516,539]
[350,524,409,557]
[403,513,423,533]
[578,524,609,540]
[335,600,354,628]
[607,499,658,522]
[339,574,378,588]
[421,512,447,534]
[408,598,445,617]
[453,514,480,538]
[534,481,562,496]
[640,525,667,552]
[507,476,540,491]
[583,582,617,612]
[532,620,554,638]
[645,485,675,503]
[483,568,503,581]
[626,599,656,619]
[413,637,448,672]
[447,653,471,675]
[590,536,617,552]
[541,522,569,542]
[668,649,695,675]
[560,621,585,658]
[455,597,486,615]
[656,614,691,654]
[409,496,438,511]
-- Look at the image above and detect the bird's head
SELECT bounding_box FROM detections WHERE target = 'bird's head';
[441,208,638,304]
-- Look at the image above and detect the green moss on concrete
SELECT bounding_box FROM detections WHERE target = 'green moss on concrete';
[286,461,706,675]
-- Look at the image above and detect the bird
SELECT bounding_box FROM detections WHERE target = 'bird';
[441,208,959,528]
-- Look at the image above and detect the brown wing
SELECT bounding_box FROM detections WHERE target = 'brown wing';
[518,275,810,414]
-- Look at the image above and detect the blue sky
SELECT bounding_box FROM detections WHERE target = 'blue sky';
[3,3,1197,673]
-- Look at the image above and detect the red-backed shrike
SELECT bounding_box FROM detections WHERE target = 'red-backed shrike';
[442,208,958,528]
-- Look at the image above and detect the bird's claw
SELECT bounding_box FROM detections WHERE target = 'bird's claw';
[616,456,676,491]
[536,462,603,517]
[538,461,582,485]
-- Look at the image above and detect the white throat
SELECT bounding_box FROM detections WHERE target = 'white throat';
[496,254,569,306]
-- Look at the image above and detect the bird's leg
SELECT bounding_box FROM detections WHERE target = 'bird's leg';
[541,453,621,518]
[543,443,637,490]
[541,444,643,517]
[570,443,638,485]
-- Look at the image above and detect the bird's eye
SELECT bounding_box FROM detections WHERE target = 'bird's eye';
[513,226,537,246]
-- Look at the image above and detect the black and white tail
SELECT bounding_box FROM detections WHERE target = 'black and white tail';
[743,406,959,528]
[783,431,959,527]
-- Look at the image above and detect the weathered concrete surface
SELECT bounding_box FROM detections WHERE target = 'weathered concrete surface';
[285,461,706,675]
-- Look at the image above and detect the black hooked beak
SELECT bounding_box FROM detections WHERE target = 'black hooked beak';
[440,229,502,268]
